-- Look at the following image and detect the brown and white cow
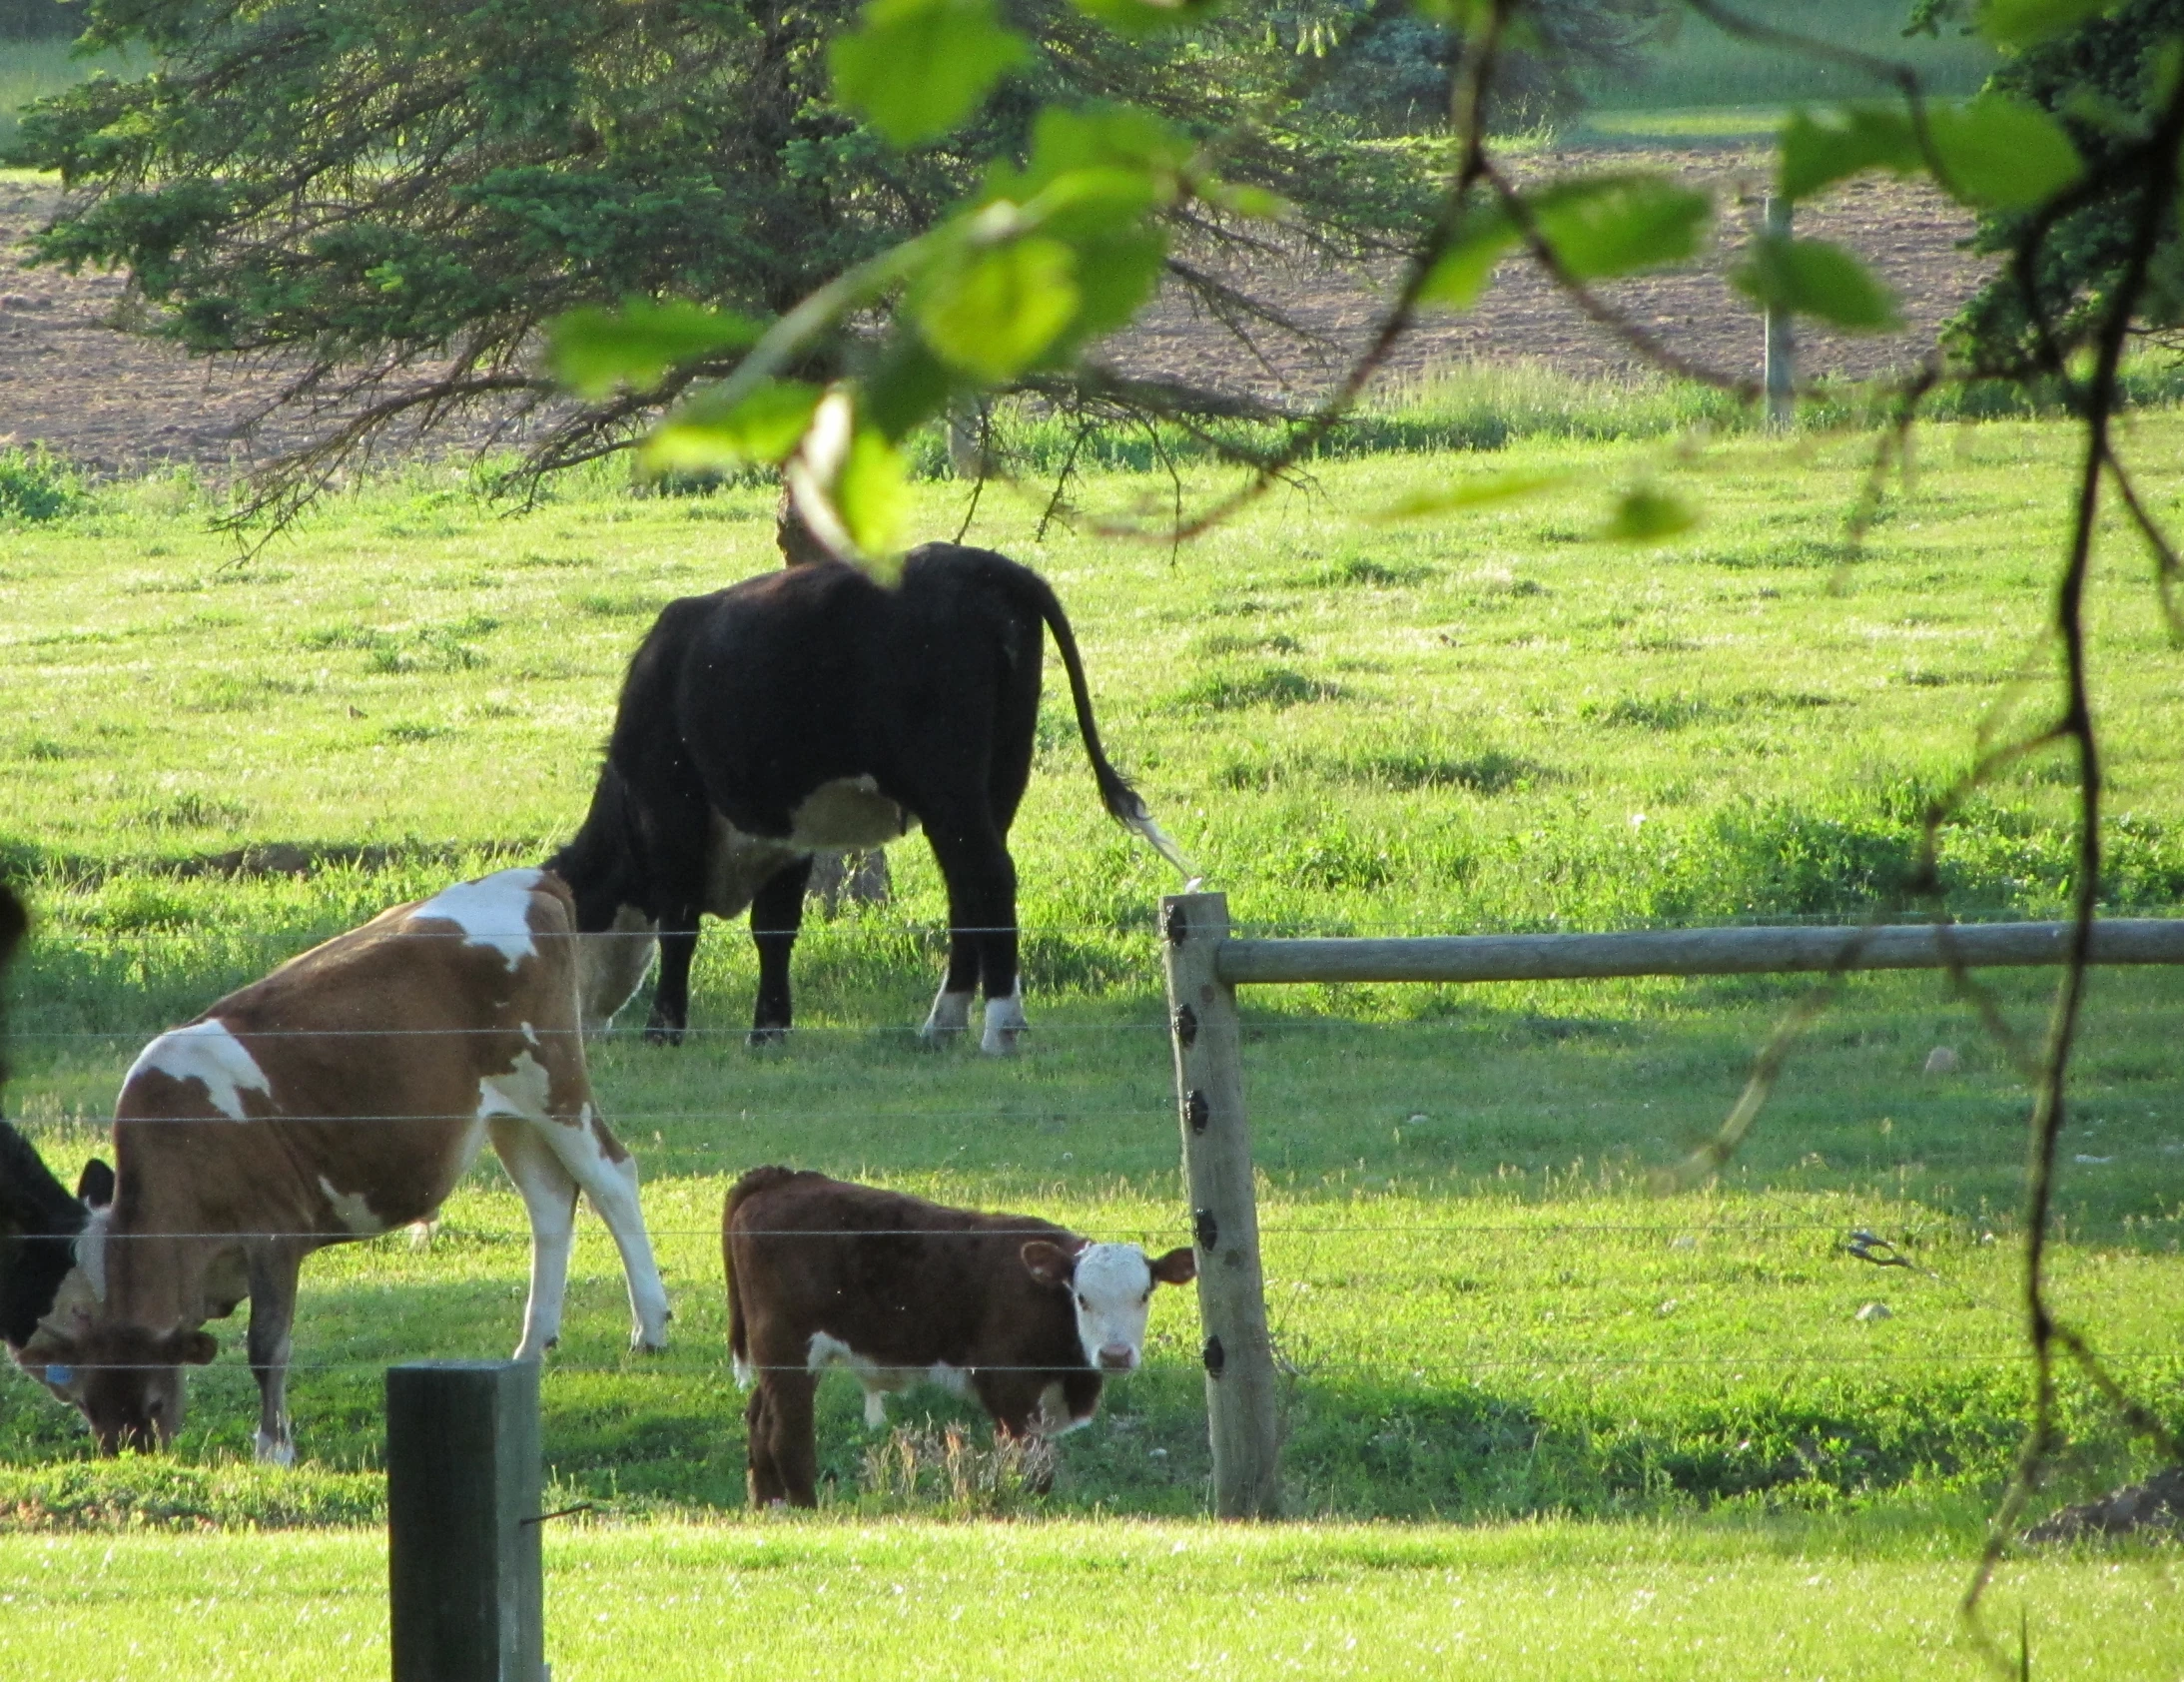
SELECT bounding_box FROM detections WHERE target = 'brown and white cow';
[723,1167,1194,1507]
[13,867,670,1461]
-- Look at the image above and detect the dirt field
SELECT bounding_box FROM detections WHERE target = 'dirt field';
[0,147,1989,476]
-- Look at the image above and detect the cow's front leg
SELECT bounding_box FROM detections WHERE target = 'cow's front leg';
[245,1247,304,1466]
[748,858,813,1047]
[644,910,701,1047]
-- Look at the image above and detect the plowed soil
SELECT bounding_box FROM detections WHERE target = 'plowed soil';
[0,146,1990,476]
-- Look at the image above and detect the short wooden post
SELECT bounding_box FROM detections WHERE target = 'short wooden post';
[1160,890,1281,1518]
[1764,194,1796,430]
[387,1359,545,1682]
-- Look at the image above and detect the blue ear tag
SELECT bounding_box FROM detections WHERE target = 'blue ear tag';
[44,1364,75,1386]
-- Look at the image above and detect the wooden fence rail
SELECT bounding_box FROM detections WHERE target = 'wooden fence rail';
[1217,918,2184,988]
[1159,896,2184,1520]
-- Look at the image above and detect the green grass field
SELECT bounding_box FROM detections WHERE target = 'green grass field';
[4,1519,2181,1681]
[3,409,2183,1672]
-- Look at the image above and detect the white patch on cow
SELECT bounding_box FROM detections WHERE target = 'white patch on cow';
[1035,1380,1092,1436]
[789,777,918,850]
[74,1209,110,1303]
[521,1022,540,1048]
[414,867,545,970]
[981,982,1029,1057]
[732,1349,755,1389]
[807,1333,966,1426]
[1064,1244,1159,1374]
[255,1428,296,1467]
[700,815,802,922]
[125,1018,272,1120]
[477,1049,554,1123]
[577,904,658,1030]
[318,1175,384,1237]
[921,986,974,1042]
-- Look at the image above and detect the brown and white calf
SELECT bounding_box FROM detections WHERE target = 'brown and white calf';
[13,867,670,1461]
[723,1167,1194,1506]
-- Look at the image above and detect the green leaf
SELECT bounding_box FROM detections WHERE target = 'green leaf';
[1371,469,1572,522]
[835,427,913,566]
[639,380,822,473]
[830,0,1029,148]
[1531,175,1712,280]
[1730,236,1901,332]
[548,301,765,399]
[1979,0,2112,48]
[861,333,957,440]
[1421,177,1709,310]
[1599,487,1699,543]
[1007,105,1192,204]
[1060,226,1167,343]
[1419,206,1520,311]
[1925,95,2083,210]
[1778,106,1922,203]
[915,236,1082,380]
[1068,0,1224,38]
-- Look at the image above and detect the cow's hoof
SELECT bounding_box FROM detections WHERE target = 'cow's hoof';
[643,1017,686,1048]
[254,1429,296,1468]
[747,1025,788,1050]
[632,1334,669,1355]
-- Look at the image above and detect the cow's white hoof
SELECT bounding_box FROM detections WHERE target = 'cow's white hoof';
[980,989,1028,1056]
[920,989,974,1046]
[255,1429,295,1467]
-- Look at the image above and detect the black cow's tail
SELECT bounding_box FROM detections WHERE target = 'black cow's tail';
[1011,568,1193,880]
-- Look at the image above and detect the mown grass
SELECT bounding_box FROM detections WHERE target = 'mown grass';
[1,415,2181,1681]
[3,1518,2181,1682]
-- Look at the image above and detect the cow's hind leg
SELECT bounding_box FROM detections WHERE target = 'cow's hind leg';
[748,858,813,1047]
[489,1119,580,1359]
[745,1384,784,1506]
[245,1247,305,1465]
[534,1108,670,1351]
[753,1368,820,1508]
[922,805,1024,1055]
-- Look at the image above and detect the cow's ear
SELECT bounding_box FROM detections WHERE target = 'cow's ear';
[77,1160,114,1210]
[1021,1241,1076,1287]
[1149,1247,1197,1287]
[163,1329,218,1366]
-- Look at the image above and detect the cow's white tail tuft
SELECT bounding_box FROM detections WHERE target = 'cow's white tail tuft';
[1128,809,1193,880]
[732,1352,754,1390]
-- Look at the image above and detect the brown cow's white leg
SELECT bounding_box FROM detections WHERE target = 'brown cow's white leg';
[246,1248,303,1465]
[489,1119,579,1359]
[537,1107,670,1351]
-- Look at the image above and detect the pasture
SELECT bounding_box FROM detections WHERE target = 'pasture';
[3,413,2183,1674]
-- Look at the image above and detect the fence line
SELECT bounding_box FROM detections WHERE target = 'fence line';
[1158,892,2184,1519]
[1218,919,2184,987]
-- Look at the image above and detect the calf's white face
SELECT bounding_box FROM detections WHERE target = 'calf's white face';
[1023,1240,1196,1373]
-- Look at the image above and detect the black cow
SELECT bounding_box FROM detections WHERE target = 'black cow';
[549,543,1186,1053]
[0,882,116,1363]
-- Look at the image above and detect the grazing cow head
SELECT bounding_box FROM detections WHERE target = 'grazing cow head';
[1021,1240,1196,1374]
[27,1314,218,1454]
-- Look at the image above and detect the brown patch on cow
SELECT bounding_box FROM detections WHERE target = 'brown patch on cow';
[587,1107,630,1163]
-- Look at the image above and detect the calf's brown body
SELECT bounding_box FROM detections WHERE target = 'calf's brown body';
[724,1167,1191,1507]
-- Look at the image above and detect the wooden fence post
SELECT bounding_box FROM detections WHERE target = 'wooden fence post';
[388,1359,545,1682]
[1160,890,1281,1518]
[1764,194,1796,429]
